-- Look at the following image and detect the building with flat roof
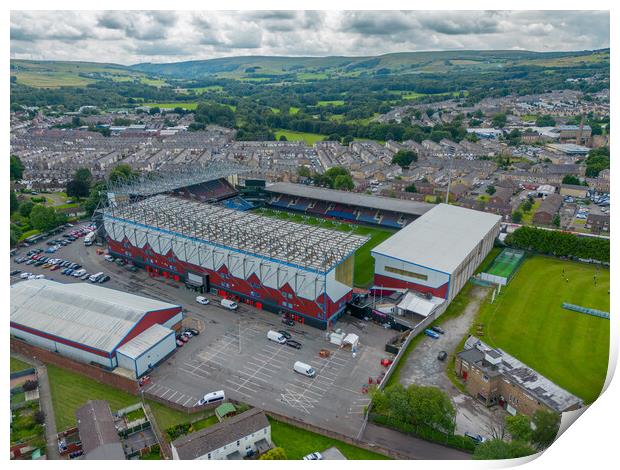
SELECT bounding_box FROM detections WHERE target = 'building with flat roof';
[10,279,181,371]
[371,204,501,302]
[456,336,583,416]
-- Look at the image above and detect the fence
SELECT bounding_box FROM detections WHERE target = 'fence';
[143,403,172,460]
[10,338,139,395]
[562,303,610,320]
[478,272,508,286]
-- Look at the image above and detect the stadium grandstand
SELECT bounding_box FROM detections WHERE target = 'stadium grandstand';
[102,193,369,329]
[263,182,433,228]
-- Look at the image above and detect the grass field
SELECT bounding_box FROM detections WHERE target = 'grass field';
[316,100,345,106]
[143,102,199,110]
[10,356,32,373]
[254,208,394,287]
[45,364,213,431]
[274,129,327,145]
[12,71,96,88]
[475,256,609,403]
[269,419,389,459]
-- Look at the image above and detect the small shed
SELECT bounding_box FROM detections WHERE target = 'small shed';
[342,333,359,350]
[215,403,236,422]
[116,324,176,378]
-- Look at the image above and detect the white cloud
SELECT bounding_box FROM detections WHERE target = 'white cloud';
[10,10,610,65]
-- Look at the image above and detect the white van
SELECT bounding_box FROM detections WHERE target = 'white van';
[89,272,104,282]
[72,269,86,277]
[267,330,287,344]
[293,361,316,378]
[196,390,225,406]
[221,299,238,310]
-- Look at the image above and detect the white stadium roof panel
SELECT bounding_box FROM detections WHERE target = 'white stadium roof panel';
[10,279,179,353]
[371,204,501,274]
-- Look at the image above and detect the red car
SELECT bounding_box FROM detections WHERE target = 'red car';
[176,339,184,347]
[50,265,61,271]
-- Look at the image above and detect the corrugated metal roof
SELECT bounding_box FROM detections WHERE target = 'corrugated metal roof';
[371,204,501,274]
[116,324,174,359]
[10,279,180,353]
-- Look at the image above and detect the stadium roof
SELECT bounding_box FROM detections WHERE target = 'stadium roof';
[10,279,180,354]
[265,182,434,216]
[371,204,501,274]
[104,194,369,273]
[107,162,250,198]
[116,324,174,359]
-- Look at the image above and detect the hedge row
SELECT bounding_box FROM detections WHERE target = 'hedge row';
[505,226,609,263]
[369,413,476,453]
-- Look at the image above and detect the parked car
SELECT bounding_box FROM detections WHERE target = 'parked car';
[104,255,114,262]
[182,331,193,339]
[35,274,45,279]
[424,329,440,339]
[10,270,21,276]
[98,275,110,284]
[195,296,210,305]
[80,273,91,280]
[286,339,302,350]
[431,326,445,335]
[464,432,487,444]
[50,265,61,271]
[187,328,200,336]
[437,351,448,361]
[177,335,189,343]
[176,339,184,347]
[303,452,323,460]
[281,317,295,327]
[278,330,292,340]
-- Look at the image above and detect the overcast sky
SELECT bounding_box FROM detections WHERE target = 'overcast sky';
[10,10,610,65]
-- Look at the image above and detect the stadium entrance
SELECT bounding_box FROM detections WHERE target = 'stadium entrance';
[185,272,209,294]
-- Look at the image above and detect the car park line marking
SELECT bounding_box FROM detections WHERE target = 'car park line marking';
[175,393,189,404]
[246,360,281,373]
[183,397,196,407]
[238,369,271,384]
[168,391,180,400]
[226,378,259,394]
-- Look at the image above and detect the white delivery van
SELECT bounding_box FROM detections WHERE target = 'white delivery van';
[267,330,287,344]
[89,272,104,283]
[221,299,238,310]
[72,268,86,277]
[293,361,316,378]
[196,390,225,406]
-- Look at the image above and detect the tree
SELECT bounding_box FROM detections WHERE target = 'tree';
[535,115,556,127]
[392,150,418,169]
[333,174,354,191]
[511,211,523,223]
[66,179,90,200]
[473,439,535,460]
[342,135,354,145]
[84,181,107,215]
[486,185,496,195]
[259,447,287,460]
[522,199,533,212]
[552,214,560,228]
[10,155,24,181]
[19,200,34,218]
[492,113,507,128]
[74,168,93,186]
[108,164,135,184]
[29,205,58,232]
[506,414,533,443]
[405,183,417,193]
[149,106,161,115]
[23,380,39,392]
[562,175,581,185]
[531,410,560,450]
[10,190,19,214]
[297,166,311,178]
[278,134,288,141]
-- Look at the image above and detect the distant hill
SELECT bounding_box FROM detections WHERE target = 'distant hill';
[130,49,610,79]
[10,49,610,87]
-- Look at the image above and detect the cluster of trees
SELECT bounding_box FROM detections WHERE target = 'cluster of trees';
[10,191,69,246]
[259,447,287,460]
[392,150,418,169]
[10,155,24,181]
[535,114,556,127]
[298,166,354,191]
[474,409,560,460]
[372,383,456,435]
[193,102,236,128]
[585,146,610,177]
[66,168,93,200]
[562,175,587,186]
[505,226,609,262]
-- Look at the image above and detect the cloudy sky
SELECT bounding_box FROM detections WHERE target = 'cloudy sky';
[10,10,610,65]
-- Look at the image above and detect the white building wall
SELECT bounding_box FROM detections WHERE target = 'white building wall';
[117,332,176,378]
[10,327,113,368]
[171,425,272,460]
[372,255,450,290]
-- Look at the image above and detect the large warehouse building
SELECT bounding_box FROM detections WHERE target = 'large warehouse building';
[103,194,369,329]
[371,204,501,303]
[10,279,182,377]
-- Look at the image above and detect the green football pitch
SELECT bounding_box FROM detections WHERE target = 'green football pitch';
[485,249,525,279]
[476,255,610,404]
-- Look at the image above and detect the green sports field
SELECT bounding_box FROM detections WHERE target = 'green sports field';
[485,249,524,279]
[476,256,609,404]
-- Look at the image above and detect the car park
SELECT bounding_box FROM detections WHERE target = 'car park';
[286,339,302,350]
